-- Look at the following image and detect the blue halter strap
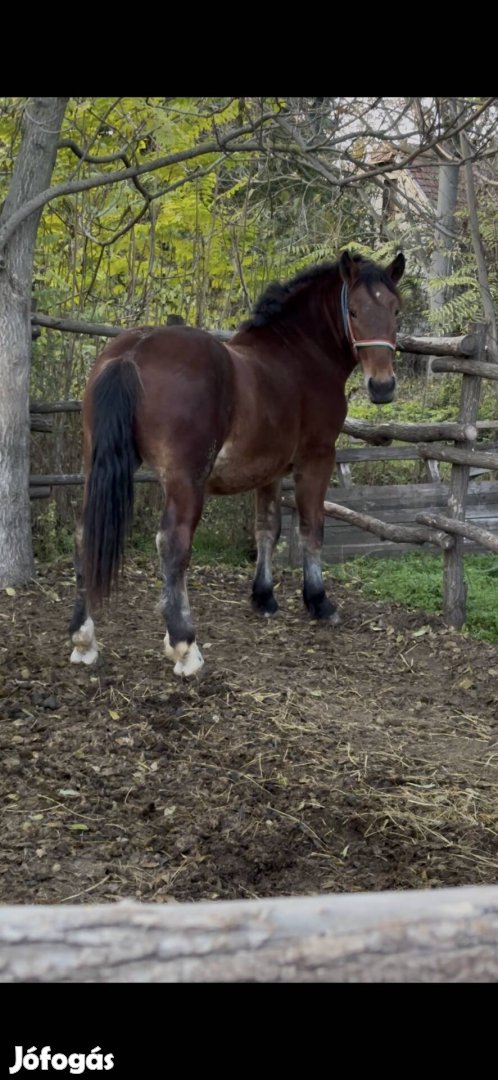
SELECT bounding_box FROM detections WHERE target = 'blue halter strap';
[341,283,396,352]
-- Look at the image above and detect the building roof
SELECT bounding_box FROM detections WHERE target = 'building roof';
[367,146,470,209]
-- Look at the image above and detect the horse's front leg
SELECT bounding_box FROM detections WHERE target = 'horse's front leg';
[294,453,340,623]
[252,479,282,616]
[157,476,205,677]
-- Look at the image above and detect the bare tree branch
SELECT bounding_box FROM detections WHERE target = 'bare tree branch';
[0,112,277,260]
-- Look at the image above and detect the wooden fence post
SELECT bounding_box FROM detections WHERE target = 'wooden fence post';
[288,508,301,568]
[443,324,486,628]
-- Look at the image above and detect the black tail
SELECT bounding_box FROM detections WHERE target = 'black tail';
[84,356,141,607]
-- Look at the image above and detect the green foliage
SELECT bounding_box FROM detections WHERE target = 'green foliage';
[32,502,74,564]
[333,552,498,642]
[427,198,498,334]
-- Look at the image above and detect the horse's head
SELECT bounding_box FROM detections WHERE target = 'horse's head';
[339,251,405,404]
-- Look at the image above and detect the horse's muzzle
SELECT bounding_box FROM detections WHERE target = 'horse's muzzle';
[368,376,396,404]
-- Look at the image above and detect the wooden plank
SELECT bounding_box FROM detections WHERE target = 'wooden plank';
[338,446,434,463]
[30,400,82,414]
[1,884,498,982]
[288,508,301,568]
[320,539,484,563]
[282,496,453,549]
[285,480,498,511]
[477,420,498,432]
[322,539,445,561]
[30,416,53,433]
[336,463,354,488]
[281,500,498,563]
[425,459,442,483]
[29,471,158,487]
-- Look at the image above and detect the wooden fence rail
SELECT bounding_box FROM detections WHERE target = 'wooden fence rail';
[31,311,478,359]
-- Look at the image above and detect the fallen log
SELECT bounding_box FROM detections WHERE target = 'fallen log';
[1,885,498,982]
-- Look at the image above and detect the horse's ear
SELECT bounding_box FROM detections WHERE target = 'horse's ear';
[339,250,357,284]
[386,252,405,284]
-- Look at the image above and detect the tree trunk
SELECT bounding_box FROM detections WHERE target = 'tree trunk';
[2,885,498,981]
[460,128,498,362]
[0,97,68,587]
[429,162,459,315]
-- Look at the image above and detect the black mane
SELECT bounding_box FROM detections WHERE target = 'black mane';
[240,255,399,331]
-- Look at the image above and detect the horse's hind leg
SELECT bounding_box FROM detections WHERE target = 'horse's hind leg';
[69,520,99,665]
[157,477,204,677]
[252,480,281,616]
[294,454,340,623]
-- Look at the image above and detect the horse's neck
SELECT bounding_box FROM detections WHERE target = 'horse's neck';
[232,328,354,391]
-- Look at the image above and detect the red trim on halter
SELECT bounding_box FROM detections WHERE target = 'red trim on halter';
[347,312,396,353]
[341,283,397,353]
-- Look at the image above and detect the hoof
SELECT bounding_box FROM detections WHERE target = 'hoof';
[70,645,99,665]
[70,617,99,665]
[164,634,205,678]
[305,593,341,623]
[251,590,279,618]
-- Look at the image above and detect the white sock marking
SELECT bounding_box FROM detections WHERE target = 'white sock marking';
[70,617,99,665]
[164,633,204,677]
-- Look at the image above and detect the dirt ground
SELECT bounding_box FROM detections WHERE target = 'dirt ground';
[1,557,498,906]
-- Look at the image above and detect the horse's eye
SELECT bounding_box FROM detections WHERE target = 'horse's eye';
[349,309,357,319]
[395,309,400,317]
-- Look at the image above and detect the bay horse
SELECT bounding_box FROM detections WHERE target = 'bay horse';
[69,249,405,676]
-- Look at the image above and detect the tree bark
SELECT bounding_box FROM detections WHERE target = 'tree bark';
[1,885,498,982]
[418,444,498,469]
[432,357,498,380]
[417,512,498,554]
[460,128,498,362]
[0,97,68,587]
[441,327,484,628]
[343,418,477,445]
[429,161,459,315]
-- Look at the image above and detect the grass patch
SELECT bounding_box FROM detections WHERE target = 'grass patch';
[331,551,498,643]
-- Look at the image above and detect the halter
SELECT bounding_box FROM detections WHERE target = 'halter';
[341,283,396,353]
